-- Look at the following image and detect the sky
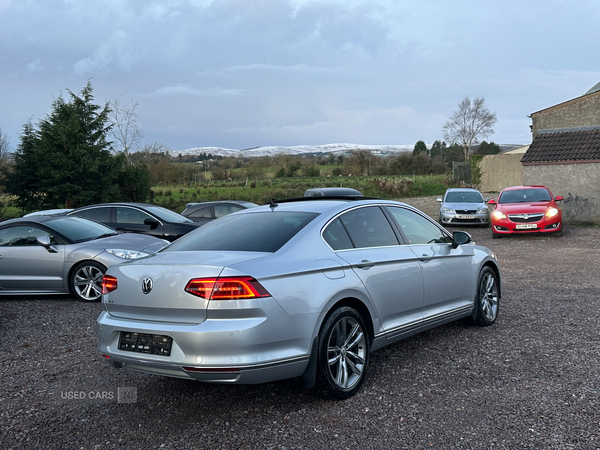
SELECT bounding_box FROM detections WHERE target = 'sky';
[1,0,599,153]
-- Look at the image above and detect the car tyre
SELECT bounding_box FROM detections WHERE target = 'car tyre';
[492,232,502,239]
[554,229,563,237]
[315,307,369,400]
[70,261,106,302]
[470,266,499,326]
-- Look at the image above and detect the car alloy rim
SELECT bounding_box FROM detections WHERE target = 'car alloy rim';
[74,265,104,301]
[480,272,498,321]
[327,316,366,389]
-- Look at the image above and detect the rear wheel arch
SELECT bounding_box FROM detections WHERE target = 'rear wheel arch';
[320,297,375,345]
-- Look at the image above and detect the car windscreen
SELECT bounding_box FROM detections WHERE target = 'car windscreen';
[499,188,552,204]
[46,217,118,243]
[164,211,319,253]
[445,191,483,203]
[145,206,194,223]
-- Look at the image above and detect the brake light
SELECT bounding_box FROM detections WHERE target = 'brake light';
[185,277,270,300]
[102,275,118,294]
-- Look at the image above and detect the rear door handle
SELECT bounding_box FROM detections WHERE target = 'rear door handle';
[419,254,433,262]
[356,260,374,269]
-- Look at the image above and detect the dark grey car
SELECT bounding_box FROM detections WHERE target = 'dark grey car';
[67,203,201,242]
[0,216,168,301]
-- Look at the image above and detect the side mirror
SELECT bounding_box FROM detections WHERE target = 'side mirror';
[144,218,160,229]
[451,231,471,249]
[487,199,497,205]
[555,196,564,201]
[36,235,58,253]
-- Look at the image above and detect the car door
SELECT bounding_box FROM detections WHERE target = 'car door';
[324,205,425,338]
[114,206,165,238]
[69,205,112,227]
[0,225,66,292]
[384,206,474,323]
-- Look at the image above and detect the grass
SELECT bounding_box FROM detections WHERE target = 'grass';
[151,174,452,213]
[0,174,453,219]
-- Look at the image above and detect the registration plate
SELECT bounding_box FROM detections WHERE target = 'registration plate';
[516,224,537,230]
[457,215,475,219]
[118,332,172,356]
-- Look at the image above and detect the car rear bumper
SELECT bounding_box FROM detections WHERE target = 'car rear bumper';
[97,305,316,384]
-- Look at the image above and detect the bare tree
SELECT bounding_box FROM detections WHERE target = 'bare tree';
[108,98,143,154]
[0,127,10,163]
[442,96,497,161]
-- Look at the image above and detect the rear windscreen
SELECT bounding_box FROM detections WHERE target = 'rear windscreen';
[164,211,319,253]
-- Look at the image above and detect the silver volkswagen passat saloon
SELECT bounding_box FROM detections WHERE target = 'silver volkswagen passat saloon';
[98,197,501,399]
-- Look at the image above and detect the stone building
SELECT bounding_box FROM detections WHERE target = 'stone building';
[521,82,600,224]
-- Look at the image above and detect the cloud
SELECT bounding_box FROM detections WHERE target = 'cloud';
[143,84,244,98]
[24,59,45,74]
[73,30,133,75]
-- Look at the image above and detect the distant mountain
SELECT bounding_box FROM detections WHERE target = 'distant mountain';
[175,143,415,158]
[174,143,526,158]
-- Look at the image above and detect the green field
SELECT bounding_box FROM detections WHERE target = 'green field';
[151,174,452,213]
[1,174,454,220]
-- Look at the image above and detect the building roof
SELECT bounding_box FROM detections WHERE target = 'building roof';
[521,127,600,164]
[585,81,600,95]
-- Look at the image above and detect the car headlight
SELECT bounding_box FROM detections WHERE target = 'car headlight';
[492,211,506,220]
[477,208,489,214]
[546,207,559,218]
[106,249,150,260]
[442,207,455,214]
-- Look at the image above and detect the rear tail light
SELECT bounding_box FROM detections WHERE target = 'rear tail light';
[102,275,118,294]
[185,277,270,300]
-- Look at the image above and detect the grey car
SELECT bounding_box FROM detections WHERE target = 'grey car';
[98,197,501,399]
[0,216,168,302]
[437,188,490,227]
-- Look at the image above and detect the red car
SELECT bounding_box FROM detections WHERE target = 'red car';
[488,185,563,238]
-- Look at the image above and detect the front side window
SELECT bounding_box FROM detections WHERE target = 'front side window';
[0,226,54,247]
[116,207,153,225]
[386,207,450,245]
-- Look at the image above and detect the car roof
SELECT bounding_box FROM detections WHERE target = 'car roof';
[445,188,480,192]
[71,202,157,210]
[2,215,83,226]
[244,197,411,215]
[501,185,548,191]
[184,200,258,207]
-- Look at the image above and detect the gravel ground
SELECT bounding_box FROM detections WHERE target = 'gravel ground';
[1,198,600,449]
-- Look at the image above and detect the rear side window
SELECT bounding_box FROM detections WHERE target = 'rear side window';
[71,207,111,223]
[323,206,399,250]
[165,211,319,253]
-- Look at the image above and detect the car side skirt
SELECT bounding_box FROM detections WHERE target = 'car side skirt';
[371,305,474,351]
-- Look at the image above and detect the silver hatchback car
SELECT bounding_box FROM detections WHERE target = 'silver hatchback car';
[437,188,490,227]
[98,197,501,399]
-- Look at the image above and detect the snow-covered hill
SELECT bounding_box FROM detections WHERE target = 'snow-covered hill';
[175,143,415,158]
